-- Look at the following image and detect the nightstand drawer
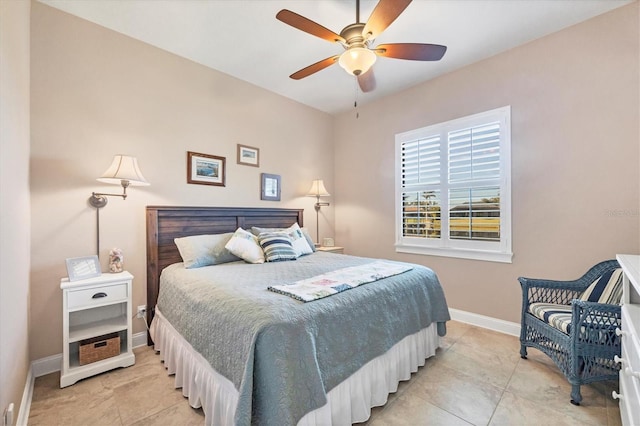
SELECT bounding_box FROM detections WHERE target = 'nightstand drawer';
[67,283,128,309]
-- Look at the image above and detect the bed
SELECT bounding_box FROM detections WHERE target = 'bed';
[146,206,450,426]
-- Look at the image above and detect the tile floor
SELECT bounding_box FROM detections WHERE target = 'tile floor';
[28,321,621,425]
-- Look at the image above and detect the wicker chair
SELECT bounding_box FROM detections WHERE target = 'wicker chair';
[518,260,622,405]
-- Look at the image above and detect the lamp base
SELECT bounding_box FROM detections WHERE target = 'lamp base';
[88,194,108,208]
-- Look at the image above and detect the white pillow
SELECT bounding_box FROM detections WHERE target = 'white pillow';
[225,227,265,264]
[174,233,240,269]
[300,227,317,252]
[287,223,314,257]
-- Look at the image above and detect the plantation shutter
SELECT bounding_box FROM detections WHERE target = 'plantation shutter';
[448,122,501,183]
[447,122,501,241]
[401,136,441,238]
[402,135,440,187]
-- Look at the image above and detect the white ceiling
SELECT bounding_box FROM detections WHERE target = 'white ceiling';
[40,0,632,115]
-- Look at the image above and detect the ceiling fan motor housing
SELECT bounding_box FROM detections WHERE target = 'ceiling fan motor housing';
[340,23,368,44]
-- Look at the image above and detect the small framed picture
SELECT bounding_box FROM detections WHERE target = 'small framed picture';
[187,151,226,186]
[65,255,101,282]
[261,173,281,201]
[237,144,260,167]
[323,238,335,247]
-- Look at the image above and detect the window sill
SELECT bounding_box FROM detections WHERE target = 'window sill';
[395,244,513,263]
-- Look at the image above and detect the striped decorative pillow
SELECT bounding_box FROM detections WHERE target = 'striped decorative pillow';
[251,223,315,256]
[258,232,297,262]
[579,268,623,305]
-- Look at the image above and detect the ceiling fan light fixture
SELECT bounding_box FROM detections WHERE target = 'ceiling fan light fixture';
[338,47,377,76]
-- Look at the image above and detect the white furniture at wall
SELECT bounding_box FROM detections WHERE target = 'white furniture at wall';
[60,271,135,387]
[614,254,640,425]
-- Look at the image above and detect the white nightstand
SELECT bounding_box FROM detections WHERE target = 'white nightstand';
[60,271,135,387]
[316,246,344,254]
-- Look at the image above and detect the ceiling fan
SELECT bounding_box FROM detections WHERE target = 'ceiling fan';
[276,0,447,93]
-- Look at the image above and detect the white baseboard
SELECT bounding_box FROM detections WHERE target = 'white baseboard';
[449,308,520,337]
[32,353,62,378]
[16,367,33,426]
[132,331,149,349]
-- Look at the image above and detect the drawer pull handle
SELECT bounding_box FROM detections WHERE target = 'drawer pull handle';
[92,292,108,299]
[94,341,107,348]
[624,367,640,379]
[612,391,622,400]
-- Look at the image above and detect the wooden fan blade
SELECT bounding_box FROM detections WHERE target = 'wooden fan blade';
[375,43,447,61]
[362,0,412,40]
[276,10,346,44]
[357,69,376,93]
[290,55,340,80]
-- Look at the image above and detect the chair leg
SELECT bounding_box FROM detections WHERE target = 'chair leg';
[570,384,582,405]
[520,344,527,359]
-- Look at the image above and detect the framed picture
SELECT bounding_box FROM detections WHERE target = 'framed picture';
[261,173,281,201]
[237,144,260,167]
[187,151,226,186]
[65,255,101,282]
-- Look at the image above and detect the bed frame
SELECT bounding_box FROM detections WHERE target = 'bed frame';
[145,206,304,343]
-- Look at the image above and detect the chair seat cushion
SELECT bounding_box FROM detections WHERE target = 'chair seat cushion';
[579,268,623,305]
[529,302,621,337]
[529,302,573,334]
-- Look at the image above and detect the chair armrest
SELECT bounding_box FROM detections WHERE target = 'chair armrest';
[571,300,622,345]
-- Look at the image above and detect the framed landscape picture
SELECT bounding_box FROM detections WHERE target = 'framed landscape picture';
[261,173,281,201]
[187,151,226,186]
[237,144,260,167]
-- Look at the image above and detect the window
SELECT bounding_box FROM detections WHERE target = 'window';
[395,106,512,263]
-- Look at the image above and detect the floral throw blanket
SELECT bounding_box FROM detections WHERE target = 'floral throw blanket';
[268,261,413,302]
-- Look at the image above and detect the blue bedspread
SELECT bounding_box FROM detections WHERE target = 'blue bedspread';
[156,252,450,425]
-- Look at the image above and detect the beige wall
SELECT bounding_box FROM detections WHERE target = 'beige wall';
[1,0,32,420]
[30,2,334,360]
[334,3,640,323]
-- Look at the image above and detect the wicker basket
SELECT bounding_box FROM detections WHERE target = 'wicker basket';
[79,332,120,365]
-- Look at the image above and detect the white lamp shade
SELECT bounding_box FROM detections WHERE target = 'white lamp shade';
[338,47,377,76]
[96,155,149,186]
[307,179,330,197]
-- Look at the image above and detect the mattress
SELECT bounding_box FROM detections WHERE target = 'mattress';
[153,251,450,425]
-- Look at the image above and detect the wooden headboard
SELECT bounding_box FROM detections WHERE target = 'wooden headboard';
[145,206,304,342]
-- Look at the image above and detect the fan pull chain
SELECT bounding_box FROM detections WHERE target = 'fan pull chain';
[354,78,360,119]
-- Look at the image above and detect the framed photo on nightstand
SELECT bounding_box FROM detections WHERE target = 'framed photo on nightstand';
[65,255,101,281]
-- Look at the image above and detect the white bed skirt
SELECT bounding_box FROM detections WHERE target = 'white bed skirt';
[150,308,440,426]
